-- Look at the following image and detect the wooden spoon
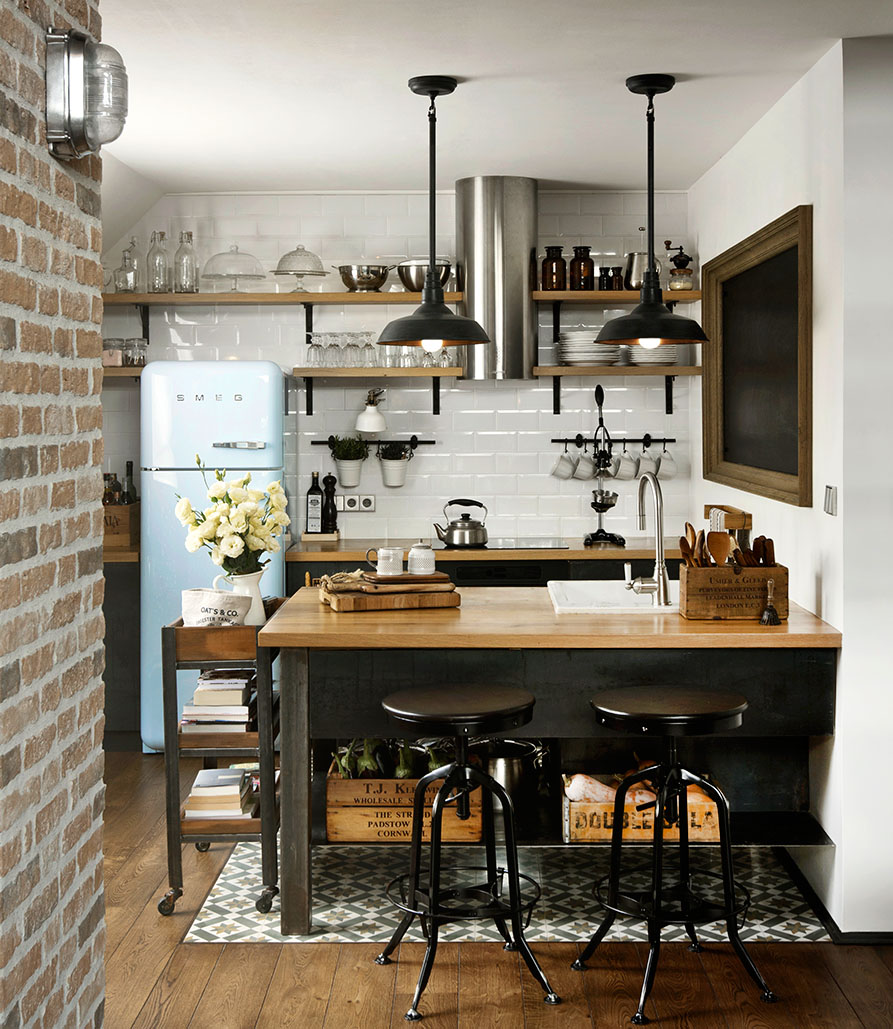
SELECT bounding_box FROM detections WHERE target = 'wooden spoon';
[694,529,708,566]
[763,538,776,567]
[684,522,696,549]
[752,536,765,566]
[707,531,732,567]
[679,537,696,568]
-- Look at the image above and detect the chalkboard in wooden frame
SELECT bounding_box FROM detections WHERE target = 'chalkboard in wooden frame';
[702,205,812,506]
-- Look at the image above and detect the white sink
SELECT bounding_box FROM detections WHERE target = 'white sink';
[547,579,680,614]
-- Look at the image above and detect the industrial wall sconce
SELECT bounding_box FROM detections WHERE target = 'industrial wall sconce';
[45,27,128,160]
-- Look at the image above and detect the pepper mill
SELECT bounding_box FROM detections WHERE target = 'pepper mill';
[322,472,338,534]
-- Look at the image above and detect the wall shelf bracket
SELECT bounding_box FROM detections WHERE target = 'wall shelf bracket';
[665,374,675,415]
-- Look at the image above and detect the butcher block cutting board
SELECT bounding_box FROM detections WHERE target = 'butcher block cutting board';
[321,587,461,612]
[362,571,451,584]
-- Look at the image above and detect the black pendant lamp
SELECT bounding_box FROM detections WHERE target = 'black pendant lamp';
[597,74,708,349]
[378,76,489,353]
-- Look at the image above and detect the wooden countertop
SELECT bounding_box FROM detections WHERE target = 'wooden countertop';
[285,537,682,562]
[258,587,841,650]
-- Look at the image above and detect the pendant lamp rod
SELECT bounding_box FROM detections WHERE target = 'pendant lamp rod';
[646,90,655,279]
[428,94,437,288]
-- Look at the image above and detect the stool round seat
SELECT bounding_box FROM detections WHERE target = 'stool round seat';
[592,686,748,736]
[382,684,535,736]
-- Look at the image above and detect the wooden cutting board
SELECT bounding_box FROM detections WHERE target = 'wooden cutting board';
[321,587,461,612]
[354,581,456,594]
[362,571,451,584]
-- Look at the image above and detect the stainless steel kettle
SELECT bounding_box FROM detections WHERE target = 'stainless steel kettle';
[433,499,489,547]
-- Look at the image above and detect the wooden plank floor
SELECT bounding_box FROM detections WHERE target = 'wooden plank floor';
[104,753,893,1028]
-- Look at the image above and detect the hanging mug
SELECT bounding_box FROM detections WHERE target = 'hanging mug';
[637,447,658,477]
[613,447,637,481]
[657,447,677,480]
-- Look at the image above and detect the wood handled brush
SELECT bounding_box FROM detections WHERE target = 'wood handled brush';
[760,578,781,626]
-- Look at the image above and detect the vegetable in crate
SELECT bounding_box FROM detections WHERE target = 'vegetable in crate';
[332,739,359,779]
[356,738,380,778]
[395,740,415,779]
[426,745,448,773]
[562,772,655,806]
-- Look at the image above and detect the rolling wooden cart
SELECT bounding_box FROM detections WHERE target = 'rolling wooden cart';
[157,598,284,916]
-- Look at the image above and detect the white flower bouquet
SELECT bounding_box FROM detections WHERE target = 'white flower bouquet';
[174,456,291,576]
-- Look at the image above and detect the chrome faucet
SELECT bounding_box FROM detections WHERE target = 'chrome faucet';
[624,471,672,606]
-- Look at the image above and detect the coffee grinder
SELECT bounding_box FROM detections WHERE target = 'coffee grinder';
[584,385,626,547]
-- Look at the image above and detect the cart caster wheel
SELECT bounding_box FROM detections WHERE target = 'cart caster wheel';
[195,841,211,852]
[255,886,279,914]
[157,888,182,915]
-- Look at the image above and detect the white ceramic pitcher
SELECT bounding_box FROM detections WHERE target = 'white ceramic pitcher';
[213,568,266,626]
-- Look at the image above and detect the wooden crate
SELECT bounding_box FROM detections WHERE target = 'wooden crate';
[103,502,140,548]
[679,564,788,620]
[326,772,482,843]
[562,792,720,843]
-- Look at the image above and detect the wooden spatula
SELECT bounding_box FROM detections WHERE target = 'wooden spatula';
[684,522,696,549]
[679,537,696,567]
[707,531,732,567]
[752,536,766,565]
[763,538,776,567]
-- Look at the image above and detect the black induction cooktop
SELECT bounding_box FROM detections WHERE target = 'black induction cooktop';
[431,537,569,551]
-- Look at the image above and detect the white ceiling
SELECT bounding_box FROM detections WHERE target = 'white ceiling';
[102,0,893,194]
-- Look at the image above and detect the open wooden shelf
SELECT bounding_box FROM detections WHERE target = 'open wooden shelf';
[293,366,462,378]
[532,289,701,304]
[102,291,462,307]
[534,365,701,377]
[180,793,280,838]
[102,366,143,378]
[103,547,139,563]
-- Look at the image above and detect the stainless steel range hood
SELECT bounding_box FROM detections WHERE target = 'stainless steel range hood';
[455,176,537,380]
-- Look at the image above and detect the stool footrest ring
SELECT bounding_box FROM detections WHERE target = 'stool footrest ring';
[385,865,541,929]
[595,868,751,927]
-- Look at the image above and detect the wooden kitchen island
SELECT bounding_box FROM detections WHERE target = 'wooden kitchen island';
[257,587,841,935]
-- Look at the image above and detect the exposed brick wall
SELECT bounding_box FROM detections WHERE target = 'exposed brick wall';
[1,2,106,1027]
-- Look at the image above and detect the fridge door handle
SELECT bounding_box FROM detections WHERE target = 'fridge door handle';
[211,441,267,449]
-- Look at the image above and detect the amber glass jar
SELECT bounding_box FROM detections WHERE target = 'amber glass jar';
[610,266,624,291]
[569,246,595,290]
[598,266,611,291]
[541,246,566,291]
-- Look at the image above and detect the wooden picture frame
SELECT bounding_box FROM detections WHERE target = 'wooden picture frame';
[701,205,812,506]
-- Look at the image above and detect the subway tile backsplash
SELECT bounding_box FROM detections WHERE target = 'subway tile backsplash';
[102,189,691,541]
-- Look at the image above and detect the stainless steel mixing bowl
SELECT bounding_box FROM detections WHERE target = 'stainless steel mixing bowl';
[334,264,394,292]
[397,259,451,291]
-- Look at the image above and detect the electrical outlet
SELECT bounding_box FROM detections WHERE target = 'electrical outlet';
[334,495,345,511]
[344,495,360,512]
[360,495,376,512]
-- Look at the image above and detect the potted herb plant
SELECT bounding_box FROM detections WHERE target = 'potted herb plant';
[330,434,369,488]
[378,440,413,487]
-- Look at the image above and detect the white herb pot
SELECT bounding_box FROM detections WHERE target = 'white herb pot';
[380,458,408,487]
[335,458,364,488]
[213,568,266,626]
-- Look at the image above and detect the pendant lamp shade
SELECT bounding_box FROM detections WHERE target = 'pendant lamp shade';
[378,77,489,349]
[597,74,708,348]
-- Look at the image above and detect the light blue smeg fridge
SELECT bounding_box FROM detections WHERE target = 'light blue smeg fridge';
[140,361,285,752]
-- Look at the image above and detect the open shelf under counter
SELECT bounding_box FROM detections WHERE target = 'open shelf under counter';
[103,547,139,564]
[101,366,143,381]
[102,291,463,307]
[293,365,463,416]
[532,289,701,304]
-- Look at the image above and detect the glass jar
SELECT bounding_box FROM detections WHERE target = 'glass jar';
[541,246,566,291]
[113,249,136,292]
[598,266,612,291]
[610,266,624,291]
[173,230,198,293]
[147,230,170,293]
[669,267,693,290]
[569,246,595,291]
[124,338,148,366]
[101,338,125,367]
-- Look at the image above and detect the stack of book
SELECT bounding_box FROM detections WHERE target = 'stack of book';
[183,768,257,820]
[180,668,257,734]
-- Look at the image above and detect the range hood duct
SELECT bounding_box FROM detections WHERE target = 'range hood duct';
[456,176,537,380]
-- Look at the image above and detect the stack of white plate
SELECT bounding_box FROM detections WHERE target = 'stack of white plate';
[629,344,677,366]
[557,331,619,366]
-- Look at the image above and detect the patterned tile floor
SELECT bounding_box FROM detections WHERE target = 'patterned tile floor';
[185,844,830,944]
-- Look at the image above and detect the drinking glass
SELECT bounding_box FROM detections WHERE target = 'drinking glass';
[343,332,361,367]
[306,334,323,367]
[360,332,378,367]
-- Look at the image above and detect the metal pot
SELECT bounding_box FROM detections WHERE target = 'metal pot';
[623,252,662,291]
[334,264,395,292]
[433,499,488,547]
[397,259,451,291]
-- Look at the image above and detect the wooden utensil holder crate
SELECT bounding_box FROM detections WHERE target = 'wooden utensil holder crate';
[326,767,482,843]
[679,564,788,620]
[562,793,719,843]
[103,502,140,548]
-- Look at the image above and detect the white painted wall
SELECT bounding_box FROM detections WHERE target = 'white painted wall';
[101,189,693,542]
[100,153,163,264]
[689,39,893,932]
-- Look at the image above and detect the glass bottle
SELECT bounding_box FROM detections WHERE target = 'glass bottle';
[109,471,123,504]
[147,230,170,293]
[541,246,566,291]
[305,472,323,533]
[173,230,199,293]
[123,460,137,504]
[113,249,136,293]
[127,236,143,291]
[610,266,624,291]
[598,266,611,291]
[569,246,595,291]
[102,473,112,506]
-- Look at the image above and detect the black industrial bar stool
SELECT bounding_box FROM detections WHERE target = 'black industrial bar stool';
[374,684,560,1021]
[572,686,776,1024]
